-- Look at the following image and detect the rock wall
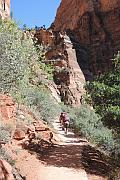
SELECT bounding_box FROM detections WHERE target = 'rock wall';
[53,0,120,76]
[0,94,16,140]
[35,0,120,106]
[0,94,16,122]
[35,29,85,106]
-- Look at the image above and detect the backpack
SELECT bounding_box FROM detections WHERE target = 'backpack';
[63,114,69,123]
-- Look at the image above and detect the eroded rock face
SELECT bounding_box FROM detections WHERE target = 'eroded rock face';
[0,94,16,122]
[35,29,85,106]
[53,0,120,76]
[35,0,120,106]
[0,94,16,142]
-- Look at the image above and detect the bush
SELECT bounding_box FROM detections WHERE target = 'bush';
[0,19,59,125]
[109,167,120,180]
[0,147,15,166]
[62,104,120,158]
[85,53,120,130]
[83,53,120,166]
[0,128,11,144]
[0,122,13,144]
[0,19,38,92]
[21,85,61,123]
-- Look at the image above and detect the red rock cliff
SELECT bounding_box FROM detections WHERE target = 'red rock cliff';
[35,29,85,106]
[53,0,120,76]
[35,0,120,106]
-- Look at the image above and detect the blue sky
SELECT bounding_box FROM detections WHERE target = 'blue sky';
[11,0,61,28]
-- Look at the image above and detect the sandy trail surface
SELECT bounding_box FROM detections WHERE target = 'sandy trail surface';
[16,120,108,180]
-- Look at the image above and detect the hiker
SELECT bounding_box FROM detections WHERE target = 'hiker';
[63,112,70,134]
[59,112,67,130]
[59,112,65,125]
[59,112,70,134]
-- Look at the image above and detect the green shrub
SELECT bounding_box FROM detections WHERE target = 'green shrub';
[0,128,11,144]
[0,147,15,166]
[62,105,120,158]
[22,85,61,123]
[0,122,13,144]
[109,167,120,180]
[0,19,37,92]
[0,19,59,125]
[34,43,53,79]
[85,53,120,130]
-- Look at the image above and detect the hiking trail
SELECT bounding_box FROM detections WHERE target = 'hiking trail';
[16,119,109,180]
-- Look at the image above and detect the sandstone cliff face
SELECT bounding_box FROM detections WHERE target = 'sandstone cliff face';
[35,0,120,106]
[53,0,120,76]
[0,94,16,123]
[35,29,85,106]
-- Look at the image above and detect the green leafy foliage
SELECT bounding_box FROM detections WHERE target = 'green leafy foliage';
[35,44,53,79]
[0,147,15,166]
[22,85,61,123]
[0,20,59,124]
[0,121,13,144]
[62,104,120,158]
[85,53,120,130]
[0,20,38,92]
[83,53,120,164]
[0,127,11,144]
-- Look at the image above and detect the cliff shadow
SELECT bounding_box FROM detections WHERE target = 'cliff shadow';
[66,29,93,81]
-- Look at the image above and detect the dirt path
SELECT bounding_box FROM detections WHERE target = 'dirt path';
[16,120,109,180]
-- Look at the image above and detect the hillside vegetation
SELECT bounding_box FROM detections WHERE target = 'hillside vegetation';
[85,53,120,158]
[0,20,120,178]
[0,19,61,122]
[86,54,120,131]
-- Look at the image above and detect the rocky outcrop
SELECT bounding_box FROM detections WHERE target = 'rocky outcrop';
[35,0,120,106]
[13,129,26,140]
[0,94,16,122]
[35,29,85,106]
[0,94,16,142]
[53,0,120,76]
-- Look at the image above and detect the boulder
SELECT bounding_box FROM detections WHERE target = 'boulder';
[13,129,26,140]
